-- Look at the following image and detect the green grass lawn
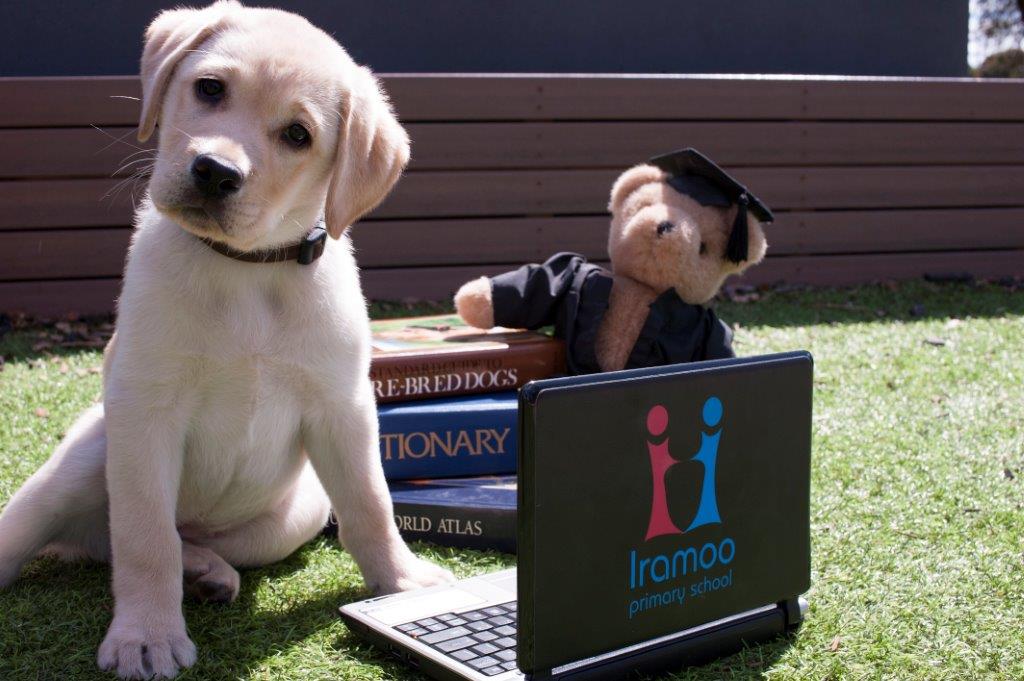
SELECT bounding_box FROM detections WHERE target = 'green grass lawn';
[1,280,1022,680]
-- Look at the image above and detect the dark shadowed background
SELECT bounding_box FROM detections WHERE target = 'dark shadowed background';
[0,0,968,77]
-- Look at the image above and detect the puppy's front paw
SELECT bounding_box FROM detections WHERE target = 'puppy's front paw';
[369,554,456,595]
[97,616,196,679]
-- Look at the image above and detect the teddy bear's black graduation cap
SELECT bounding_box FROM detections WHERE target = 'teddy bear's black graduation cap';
[649,147,773,263]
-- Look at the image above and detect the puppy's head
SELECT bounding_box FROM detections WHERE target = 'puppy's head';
[140,1,409,250]
[607,165,767,304]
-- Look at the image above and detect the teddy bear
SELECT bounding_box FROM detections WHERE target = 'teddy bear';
[453,148,772,375]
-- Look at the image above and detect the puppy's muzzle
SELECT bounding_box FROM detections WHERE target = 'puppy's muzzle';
[191,154,243,198]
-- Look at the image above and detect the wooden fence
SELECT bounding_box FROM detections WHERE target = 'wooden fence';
[1,74,1023,317]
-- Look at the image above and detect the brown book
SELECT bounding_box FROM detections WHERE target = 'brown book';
[369,314,565,403]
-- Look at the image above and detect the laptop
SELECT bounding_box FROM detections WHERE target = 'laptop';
[340,351,813,680]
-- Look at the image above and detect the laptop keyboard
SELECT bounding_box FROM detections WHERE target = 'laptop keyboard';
[394,601,519,676]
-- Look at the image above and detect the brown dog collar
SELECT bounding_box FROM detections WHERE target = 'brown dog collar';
[198,222,328,265]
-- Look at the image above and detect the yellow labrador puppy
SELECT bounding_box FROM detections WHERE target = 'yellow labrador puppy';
[0,1,453,678]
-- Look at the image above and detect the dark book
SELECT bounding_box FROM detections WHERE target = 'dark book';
[370,314,564,403]
[379,392,517,481]
[390,475,517,553]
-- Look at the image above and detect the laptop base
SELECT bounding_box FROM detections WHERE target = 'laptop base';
[341,591,806,681]
[533,598,805,680]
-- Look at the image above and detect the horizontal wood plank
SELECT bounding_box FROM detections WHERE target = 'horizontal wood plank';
[0,179,138,229]
[4,120,1024,180]
[6,249,1020,316]
[352,217,608,267]
[476,75,1024,123]
[4,167,1024,231]
[771,208,1024,255]
[352,209,1024,266]
[357,250,1024,300]
[3,208,1021,280]
[741,249,1024,288]
[0,77,141,128]
[0,278,121,318]
[3,75,1024,128]
[0,127,154,179]
[0,229,130,280]
[407,121,1024,170]
[379,166,1024,218]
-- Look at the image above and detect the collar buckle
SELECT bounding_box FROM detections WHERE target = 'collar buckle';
[297,224,328,265]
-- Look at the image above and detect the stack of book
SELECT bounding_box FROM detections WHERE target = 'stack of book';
[370,314,565,553]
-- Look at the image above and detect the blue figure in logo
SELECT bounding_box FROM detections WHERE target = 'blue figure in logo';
[685,396,723,532]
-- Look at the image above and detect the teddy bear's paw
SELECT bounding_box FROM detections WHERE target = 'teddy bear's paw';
[454,277,495,329]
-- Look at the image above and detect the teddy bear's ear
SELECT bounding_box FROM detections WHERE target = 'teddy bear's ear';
[608,164,665,215]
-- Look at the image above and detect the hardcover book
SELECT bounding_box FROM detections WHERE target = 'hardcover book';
[390,475,517,553]
[369,314,565,403]
[379,392,518,481]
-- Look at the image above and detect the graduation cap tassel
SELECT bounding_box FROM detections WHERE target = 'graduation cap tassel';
[648,149,773,260]
[726,193,750,263]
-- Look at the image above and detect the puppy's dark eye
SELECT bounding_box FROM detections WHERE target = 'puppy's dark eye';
[699,241,708,255]
[195,78,225,103]
[283,123,311,148]
[656,221,674,236]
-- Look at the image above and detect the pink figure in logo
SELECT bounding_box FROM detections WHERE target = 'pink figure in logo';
[644,404,684,540]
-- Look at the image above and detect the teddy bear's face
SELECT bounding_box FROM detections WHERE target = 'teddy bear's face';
[607,165,767,304]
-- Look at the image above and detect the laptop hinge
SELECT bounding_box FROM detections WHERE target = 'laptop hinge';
[779,597,804,630]
[531,603,783,680]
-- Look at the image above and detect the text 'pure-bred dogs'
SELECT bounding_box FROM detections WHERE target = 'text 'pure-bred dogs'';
[0,2,454,679]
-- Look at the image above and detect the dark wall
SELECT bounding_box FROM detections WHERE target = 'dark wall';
[0,0,968,77]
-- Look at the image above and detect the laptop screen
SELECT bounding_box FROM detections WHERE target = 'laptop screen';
[517,353,812,673]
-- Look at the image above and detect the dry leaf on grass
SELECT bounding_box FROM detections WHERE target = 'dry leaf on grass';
[34,407,50,419]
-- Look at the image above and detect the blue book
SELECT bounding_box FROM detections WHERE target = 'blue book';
[378,392,518,480]
[390,475,517,553]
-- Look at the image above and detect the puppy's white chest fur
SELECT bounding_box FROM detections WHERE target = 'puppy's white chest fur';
[178,348,306,528]
[115,210,366,531]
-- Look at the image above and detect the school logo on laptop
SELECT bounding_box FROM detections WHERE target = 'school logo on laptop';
[644,397,723,539]
[627,397,736,619]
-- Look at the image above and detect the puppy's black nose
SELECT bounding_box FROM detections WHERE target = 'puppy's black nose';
[191,154,243,197]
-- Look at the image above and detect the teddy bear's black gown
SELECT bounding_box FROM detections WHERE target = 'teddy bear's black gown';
[488,252,735,375]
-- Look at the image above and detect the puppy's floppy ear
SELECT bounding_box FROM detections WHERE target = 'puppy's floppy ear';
[324,67,411,239]
[608,164,665,216]
[137,0,240,142]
